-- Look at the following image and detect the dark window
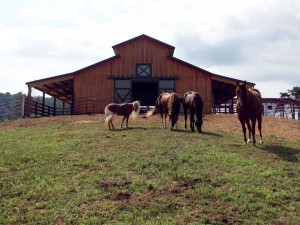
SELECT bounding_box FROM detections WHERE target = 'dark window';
[136,64,152,77]
[267,105,273,110]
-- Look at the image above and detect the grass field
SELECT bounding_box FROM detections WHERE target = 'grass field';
[0,115,299,224]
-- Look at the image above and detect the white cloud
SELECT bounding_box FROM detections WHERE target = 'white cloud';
[0,0,299,97]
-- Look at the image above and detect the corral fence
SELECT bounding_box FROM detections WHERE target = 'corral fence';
[24,97,71,117]
[3,94,299,121]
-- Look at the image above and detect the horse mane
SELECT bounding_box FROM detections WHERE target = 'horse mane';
[131,101,140,119]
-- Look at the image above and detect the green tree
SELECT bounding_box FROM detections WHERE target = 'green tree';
[280,86,300,100]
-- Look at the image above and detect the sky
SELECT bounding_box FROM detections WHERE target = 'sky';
[0,0,299,97]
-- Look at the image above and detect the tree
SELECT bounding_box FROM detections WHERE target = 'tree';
[280,86,300,100]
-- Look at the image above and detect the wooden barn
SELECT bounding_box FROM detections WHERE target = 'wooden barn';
[25,34,255,117]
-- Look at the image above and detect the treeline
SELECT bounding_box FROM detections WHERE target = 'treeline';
[0,92,24,122]
[0,92,67,122]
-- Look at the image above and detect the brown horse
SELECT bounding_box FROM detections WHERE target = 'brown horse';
[182,91,204,133]
[104,101,140,130]
[236,81,264,145]
[146,92,180,130]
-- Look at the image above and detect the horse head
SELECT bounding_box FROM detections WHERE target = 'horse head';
[195,115,204,133]
[170,113,179,129]
[236,81,248,109]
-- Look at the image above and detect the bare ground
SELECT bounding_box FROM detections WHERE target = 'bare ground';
[1,114,299,141]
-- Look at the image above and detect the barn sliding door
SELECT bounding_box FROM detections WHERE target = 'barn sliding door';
[114,80,131,103]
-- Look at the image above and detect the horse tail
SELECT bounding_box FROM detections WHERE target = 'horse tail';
[145,96,160,118]
[104,105,114,127]
[168,93,175,116]
[105,115,113,127]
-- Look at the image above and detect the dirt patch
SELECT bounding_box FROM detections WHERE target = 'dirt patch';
[1,114,299,141]
[203,114,300,141]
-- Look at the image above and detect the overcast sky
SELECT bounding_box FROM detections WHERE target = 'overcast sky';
[0,0,299,97]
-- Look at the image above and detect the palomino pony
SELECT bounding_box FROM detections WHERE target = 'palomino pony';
[236,81,264,145]
[182,91,204,133]
[104,101,140,130]
[146,92,180,130]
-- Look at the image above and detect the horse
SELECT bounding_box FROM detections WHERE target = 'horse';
[236,81,264,145]
[104,101,140,130]
[182,91,204,133]
[146,92,180,130]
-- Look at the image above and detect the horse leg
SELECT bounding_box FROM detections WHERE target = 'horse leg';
[183,104,188,130]
[125,116,129,128]
[108,120,111,130]
[110,120,115,130]
[190,113,195,132]
[240,120,247,144]
[245,119,252,144]
[169,116,172,130]
[250,118,257,146]
[160,112,164,128]
[121,116,126,128]
[257,115,264,144]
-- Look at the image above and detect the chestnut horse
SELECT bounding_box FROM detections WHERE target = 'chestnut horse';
[146,92,180,130]
[104,101,140,130]
[236,81,264,145]
[182,91,204,133]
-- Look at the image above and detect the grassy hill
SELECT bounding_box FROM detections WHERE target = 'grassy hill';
[0,115,299,224]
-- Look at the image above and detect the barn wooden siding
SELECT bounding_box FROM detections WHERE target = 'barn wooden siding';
[73,36,212,114]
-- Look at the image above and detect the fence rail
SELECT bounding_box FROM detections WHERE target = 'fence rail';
[22,95,300,120]
[25,98,71,117]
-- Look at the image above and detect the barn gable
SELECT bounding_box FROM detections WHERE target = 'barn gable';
[25,34,255,117]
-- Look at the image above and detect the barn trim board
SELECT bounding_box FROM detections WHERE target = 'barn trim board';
[25,34,255,117]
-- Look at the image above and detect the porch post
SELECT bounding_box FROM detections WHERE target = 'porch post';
[42,92,45,116]
[53,97,57,116]
[26,86,32,117]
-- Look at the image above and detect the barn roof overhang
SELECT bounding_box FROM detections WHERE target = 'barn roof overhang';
[26,73,75,104]
[26,55,120,104]
[262,98,300,105]
[168,56,256,105]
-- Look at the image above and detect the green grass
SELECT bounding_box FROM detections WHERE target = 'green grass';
[0,117,299,224]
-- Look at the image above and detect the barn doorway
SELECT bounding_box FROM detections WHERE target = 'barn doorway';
[132,81,158,109]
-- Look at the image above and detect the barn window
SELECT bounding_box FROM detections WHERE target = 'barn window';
[136,64,152,77]
[267,105,273,110]
[159,80,175,93]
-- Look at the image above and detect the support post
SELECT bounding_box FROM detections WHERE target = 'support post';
[53,97,57,116]
[27,87,32,117]
[42,92,45,117]
[21,95,26,118]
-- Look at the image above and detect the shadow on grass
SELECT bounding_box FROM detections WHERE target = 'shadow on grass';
[261,145,300,162]
[202,131,223,138]
[171,129,223,137]
[107,126,149,131]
